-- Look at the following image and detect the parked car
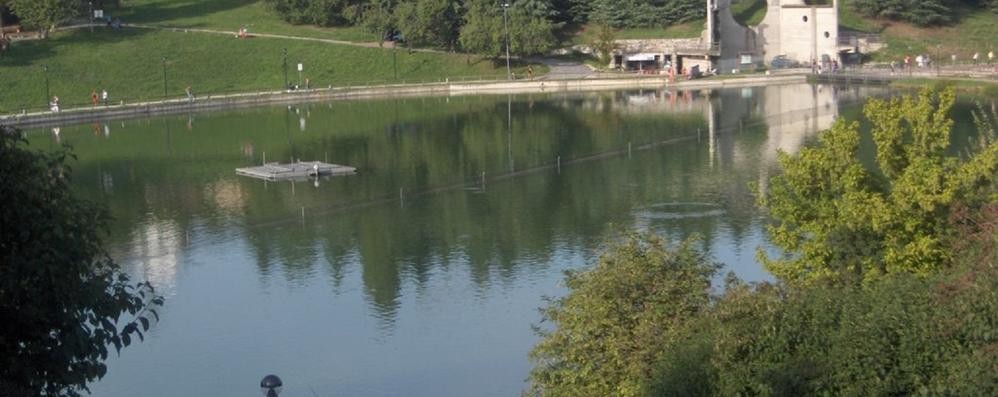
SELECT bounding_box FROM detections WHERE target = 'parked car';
[770,55,800,69]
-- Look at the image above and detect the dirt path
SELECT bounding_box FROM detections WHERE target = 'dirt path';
[56,22,447,53]
[125,23,448,53]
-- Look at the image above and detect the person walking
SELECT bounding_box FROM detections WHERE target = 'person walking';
[91,90,99,106]
[50,96,60,112]
[185,85,195,103]
[973,52,980,65]
[101,88,108,106]
[989,50,994,65]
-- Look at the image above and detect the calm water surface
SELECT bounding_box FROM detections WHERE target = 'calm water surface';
[26,83,906,396]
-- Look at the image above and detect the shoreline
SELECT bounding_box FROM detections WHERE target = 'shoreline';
[1,74,807,129]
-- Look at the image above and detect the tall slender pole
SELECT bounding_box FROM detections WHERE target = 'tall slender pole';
[88,2,94,34]
[502,3,511,80]
[161,57,167,97]
[282,48,288,89]
[393,40,398,80]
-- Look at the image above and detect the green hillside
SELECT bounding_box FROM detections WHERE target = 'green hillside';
[837,0,998,62]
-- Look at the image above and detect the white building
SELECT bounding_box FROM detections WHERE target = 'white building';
[712,0,846,72]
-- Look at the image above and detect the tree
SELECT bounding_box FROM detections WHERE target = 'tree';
[358,0,396,43]
[264,0,357,27]
[529,233,719,397]
[586,21,616,66]
[506,2,558,56]
[8,0,77,34]
[458,0,504,57]
[588,0,703,28]
[758,88,998,284]
[0,127,162,397]
[459,0,557,58]
[394,0,459,49]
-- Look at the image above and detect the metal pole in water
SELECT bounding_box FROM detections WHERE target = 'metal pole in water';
[557,156,561,174]
[400,188,404,207]
[628,142,632,158]
[481,171,486,189]
[263,151,266,165]
[301,207,305,222]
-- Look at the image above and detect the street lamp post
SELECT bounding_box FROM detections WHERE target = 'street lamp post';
[502,2,511,80]
[161,57,168,97]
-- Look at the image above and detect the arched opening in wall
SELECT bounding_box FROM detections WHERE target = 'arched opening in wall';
[731,0,768,27]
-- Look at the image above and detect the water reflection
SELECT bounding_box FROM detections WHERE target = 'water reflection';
[32,83,884,324]
[26,83,913,396]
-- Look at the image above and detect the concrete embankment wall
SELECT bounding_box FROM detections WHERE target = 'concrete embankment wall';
[1,74,806,129]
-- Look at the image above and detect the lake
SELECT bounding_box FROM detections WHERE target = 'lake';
[25,82,911,396]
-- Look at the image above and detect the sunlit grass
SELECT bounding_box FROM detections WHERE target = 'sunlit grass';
[0,28,540,112]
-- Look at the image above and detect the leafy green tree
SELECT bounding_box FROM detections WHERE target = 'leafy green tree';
[588,0,703,28]
[586,21,616,66]
[358,0,396,43]
[759,88,998,284]
[264,0,358,26]
[394,0,459,48]
[0,128,163,397]
[8,0,77,34]
[459,0,556,57]
[529,233,719,397]
[458,0,504,57]
[506,2,558,55]
[702,260,998,396]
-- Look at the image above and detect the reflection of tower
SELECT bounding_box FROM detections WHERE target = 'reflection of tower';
[707,99,717,168]
[129,220,182,293]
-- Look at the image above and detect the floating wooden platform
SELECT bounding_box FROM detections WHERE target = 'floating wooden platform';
[236,161,356,181]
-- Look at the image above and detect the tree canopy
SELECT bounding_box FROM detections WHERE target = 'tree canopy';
[759,88,998,284]
[0,127,162,396]
[264,0,704,55]
[8,0,76,32]
[529,89,998,396]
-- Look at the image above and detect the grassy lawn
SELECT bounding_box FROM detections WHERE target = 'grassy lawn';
[616,20,706,40]
[111,0,379,42]
[0,28,539,113]
[730,0,767,27]
[837,0,883,32]
[835,1,998,62]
